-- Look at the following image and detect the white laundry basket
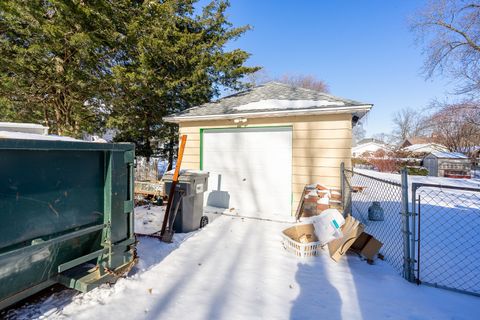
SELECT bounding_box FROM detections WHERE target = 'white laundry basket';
[281,224,323,258]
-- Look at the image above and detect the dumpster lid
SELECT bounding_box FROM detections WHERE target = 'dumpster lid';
[163,169,209,182]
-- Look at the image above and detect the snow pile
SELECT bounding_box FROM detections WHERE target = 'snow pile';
[7,214,480,319]
[134,205,166,235]
[233,99,345,111]
[5,230,192,320]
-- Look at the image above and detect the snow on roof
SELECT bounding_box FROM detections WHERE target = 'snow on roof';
[164,82,372,122]
[403,143,447,152]
[0,122,47,129]
[430,151,469,159]
[233,99,345,111]
[0,131,83,142]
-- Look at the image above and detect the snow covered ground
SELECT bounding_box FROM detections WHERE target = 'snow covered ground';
[134,205,166,235]
[6,210,480,320]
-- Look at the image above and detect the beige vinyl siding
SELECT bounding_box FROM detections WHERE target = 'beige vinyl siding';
[178,113,353,215]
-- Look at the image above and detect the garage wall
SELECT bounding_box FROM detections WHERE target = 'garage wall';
[177,113,353,214]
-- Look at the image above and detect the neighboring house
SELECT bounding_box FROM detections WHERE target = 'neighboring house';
[400,137,448,154]
[352,138,389,157]
[423,152,471,178]
[164,81,372,219]
[403,143,448,154]
[400,137,431,148]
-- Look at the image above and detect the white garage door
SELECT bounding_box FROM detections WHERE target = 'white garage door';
[202,127,292,218]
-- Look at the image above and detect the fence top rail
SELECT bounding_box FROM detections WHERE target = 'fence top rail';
[344,168,402,187]
[412,182,480,193]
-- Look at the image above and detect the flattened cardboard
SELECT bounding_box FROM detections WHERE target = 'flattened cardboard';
[351,232,371,250]
[328,216,365,262]
[330,191,342,201]
[351,232,383,260]
[361,237,383,260]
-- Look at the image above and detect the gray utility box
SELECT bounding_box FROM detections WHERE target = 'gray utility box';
[164,170,209,233]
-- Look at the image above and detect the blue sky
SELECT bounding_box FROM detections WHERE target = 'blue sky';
[207,0,457,136]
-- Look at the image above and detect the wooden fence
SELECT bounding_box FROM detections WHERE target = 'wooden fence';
[135,157,159,181]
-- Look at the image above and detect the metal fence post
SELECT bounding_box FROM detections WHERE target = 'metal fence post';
[410,184,418,284]
[340,162,345,213]
[340,162,352,216]
[401,169,414,282]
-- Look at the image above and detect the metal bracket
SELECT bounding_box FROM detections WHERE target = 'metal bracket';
[124,200,134,213]
[58,249,107,273]
[124,150,134,164]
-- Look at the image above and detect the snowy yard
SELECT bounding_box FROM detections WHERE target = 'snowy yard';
[6,206,480,320]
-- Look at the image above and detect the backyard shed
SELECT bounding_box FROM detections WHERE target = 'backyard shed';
[423,151,472,178]
[164,82,372,219]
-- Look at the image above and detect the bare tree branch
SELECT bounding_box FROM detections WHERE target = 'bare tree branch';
[412,0,480,94]
[276,74,329,92]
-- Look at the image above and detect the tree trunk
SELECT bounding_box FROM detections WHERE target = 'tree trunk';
[43,106,49,129]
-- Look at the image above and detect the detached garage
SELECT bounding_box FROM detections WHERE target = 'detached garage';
[164,82,372,219]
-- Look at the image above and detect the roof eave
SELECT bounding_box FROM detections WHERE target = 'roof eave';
[164,104,373,124]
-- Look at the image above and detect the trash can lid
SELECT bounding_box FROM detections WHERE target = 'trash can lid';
[163,169,209,182]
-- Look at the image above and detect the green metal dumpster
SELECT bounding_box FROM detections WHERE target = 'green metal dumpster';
[0,138,136,309]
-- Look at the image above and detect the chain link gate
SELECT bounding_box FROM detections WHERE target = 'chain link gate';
[411,183,480,297]
[341,164,480,297]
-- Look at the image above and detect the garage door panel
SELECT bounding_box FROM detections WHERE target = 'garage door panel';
[204,153,289,171]
[203,127,292,217]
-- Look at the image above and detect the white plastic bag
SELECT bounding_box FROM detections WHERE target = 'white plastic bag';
[312,209,345,245]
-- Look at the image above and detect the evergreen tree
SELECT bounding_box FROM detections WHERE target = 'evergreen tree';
[109,0,259,159]
[0,0,259,156]
[0,0,124,136]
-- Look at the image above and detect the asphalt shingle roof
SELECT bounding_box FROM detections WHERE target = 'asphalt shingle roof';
[165,81,371,121]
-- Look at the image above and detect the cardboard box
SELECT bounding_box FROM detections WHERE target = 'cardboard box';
[283,224,319,243]
[316,204,329,211]
[316,184,329,190]
[330,191,342,201]
[328,216,365,262]
[299,184,344,218]
[350,232,383,260]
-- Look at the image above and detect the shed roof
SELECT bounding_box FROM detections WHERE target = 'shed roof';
[429,151,469,159]
[164,82,372,123]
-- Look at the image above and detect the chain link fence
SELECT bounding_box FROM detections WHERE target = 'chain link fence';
[412,184,480,296]
[342,165,480,297]
[342,168,406,275]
